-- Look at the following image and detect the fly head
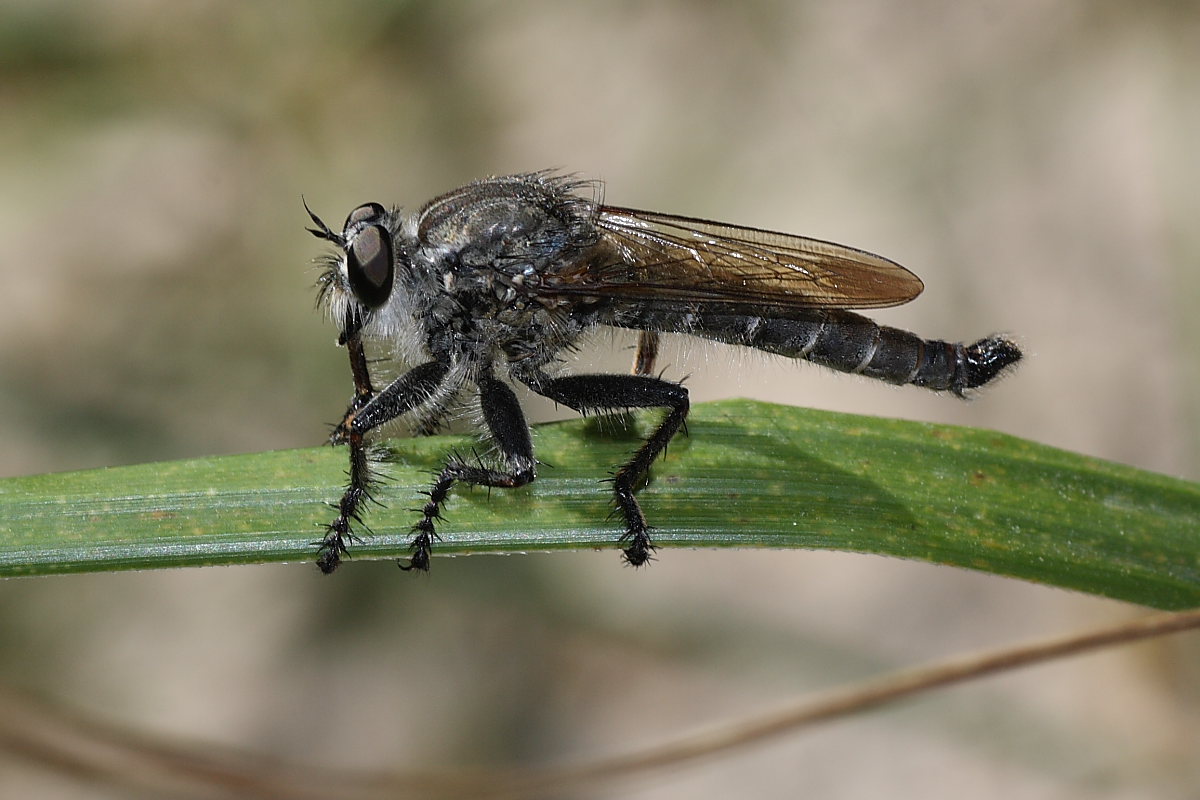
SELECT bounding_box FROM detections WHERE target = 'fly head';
[309,199,405,339]
[339,203,394,310]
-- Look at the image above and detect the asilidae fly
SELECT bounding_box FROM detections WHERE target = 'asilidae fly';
[308,171,1021,573]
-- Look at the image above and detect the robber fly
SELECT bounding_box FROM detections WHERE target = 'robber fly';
[307,171,1021,573]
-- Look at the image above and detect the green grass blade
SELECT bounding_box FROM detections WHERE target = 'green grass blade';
[0,399,1196,608]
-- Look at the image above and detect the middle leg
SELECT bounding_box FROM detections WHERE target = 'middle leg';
[406,368,538,571]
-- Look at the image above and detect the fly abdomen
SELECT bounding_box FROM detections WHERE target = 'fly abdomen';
[617,307,1021,397]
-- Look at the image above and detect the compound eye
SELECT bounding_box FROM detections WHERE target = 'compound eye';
[346,224,394,309]
[342,202,386,234]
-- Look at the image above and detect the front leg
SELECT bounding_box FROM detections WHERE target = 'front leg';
[519,372,689,566]
[405,368,537,571]
[328,325,377,444]
[319,360,450,573]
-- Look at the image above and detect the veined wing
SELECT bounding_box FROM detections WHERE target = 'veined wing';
[547,206,924,309]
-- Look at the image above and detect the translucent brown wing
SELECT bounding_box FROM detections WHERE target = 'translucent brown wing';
[545,206,924,309]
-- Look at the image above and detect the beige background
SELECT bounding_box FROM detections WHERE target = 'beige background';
[1,2,1197,798]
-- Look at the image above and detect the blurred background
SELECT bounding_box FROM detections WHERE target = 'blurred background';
[1,1,1197,797]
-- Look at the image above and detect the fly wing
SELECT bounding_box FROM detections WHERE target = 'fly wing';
[546,206,923,309]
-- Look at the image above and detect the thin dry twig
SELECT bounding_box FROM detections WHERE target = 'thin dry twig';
[2,608,1197,799]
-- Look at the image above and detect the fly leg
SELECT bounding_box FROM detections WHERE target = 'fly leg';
[404,369,537,572]
[319,359,449,573]
[318,309,375,574]
[520,372,689,566]
[339,310,377,415]
[632,331,661,376]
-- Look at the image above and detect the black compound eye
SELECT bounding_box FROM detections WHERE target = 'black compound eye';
[346,224,394,309]
[342,202,386,234]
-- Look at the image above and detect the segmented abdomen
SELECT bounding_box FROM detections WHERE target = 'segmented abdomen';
[612,306,1020,397]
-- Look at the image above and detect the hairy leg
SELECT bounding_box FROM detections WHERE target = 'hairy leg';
[521,371,689,565]
[319,359,450,573]
[404,368,537,571]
